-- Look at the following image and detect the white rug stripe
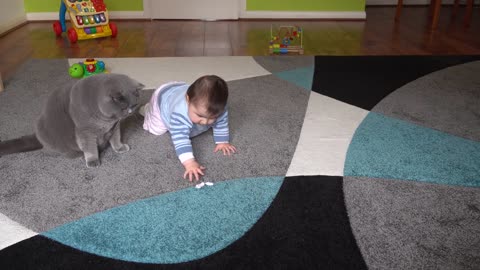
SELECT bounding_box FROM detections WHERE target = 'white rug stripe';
[287,92,369,177]
[0,213,37,250]
[68,57,271,89]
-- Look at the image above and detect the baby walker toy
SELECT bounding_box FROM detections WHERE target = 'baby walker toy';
[68,58,107,78]
[53,0,117,43]
[269,25,304,55]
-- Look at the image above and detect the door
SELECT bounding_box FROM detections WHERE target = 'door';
[148,0,239,20]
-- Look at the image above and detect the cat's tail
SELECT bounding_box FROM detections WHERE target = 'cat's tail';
[0,134,43,156]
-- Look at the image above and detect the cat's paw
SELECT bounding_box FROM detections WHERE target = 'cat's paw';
[113,144,130,154]
[86,159,101,168]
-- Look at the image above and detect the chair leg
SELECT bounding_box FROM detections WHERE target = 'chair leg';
[395,0,403,21]
[428,0,436,17]
[452,0,460,18]
[431,0,442,29]
[464,0,473,27]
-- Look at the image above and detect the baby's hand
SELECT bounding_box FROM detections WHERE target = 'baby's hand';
[214,143,237,155]
[182,159,205,182]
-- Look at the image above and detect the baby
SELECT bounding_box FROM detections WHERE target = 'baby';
[141,75,236,181]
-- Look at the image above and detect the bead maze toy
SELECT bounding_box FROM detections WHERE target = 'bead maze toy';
[53,0,117,43]
[68,58,107,78]
[269,25,304,55]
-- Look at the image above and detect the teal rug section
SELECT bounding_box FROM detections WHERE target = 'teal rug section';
[274,66,313,90]
[344,112,480,187]
[42,177,284,263]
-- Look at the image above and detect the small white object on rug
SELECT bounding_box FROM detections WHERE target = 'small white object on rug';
[195,182,214,189]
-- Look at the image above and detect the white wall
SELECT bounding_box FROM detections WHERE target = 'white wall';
[0,0,26,35]
[148,0,239,20]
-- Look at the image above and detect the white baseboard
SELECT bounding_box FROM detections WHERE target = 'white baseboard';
[0,15,27,35]
[109,11,149,19]
[26,10,366,21]
[240,11,366,19]
[26,11,148,21]
[26,12,59,21]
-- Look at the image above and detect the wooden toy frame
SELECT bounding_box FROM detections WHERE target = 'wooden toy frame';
[269,25,304,55]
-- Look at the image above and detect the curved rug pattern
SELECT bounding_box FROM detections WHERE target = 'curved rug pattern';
[43,177,284,264]
[1,55,480,269]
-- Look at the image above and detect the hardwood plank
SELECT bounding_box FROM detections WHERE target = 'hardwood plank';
[0,6,479,82]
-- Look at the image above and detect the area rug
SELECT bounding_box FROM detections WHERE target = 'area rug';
[0,55,479,269]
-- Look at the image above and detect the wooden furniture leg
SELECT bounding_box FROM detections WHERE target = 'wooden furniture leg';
[452,0,460,18]
[464,0,474,27]
[428,0,436,16]
[395,0,403,21]
[0,73,3,93]
[431,0,442,30]
[397,0,442,30]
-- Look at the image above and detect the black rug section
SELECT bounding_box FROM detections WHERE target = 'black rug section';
[0,176,367,270]
[312,55,480,110]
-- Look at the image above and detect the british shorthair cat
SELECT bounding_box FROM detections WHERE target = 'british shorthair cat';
[0,73,144,167]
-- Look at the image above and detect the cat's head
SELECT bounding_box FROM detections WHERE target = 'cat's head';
[93,74,145,119]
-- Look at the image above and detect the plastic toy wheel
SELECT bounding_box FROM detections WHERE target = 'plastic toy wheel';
[53,21,62,37]
[109,22,118,38]
[67,28,78,43]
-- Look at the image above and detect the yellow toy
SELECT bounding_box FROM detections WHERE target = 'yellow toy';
[53,0,117,43]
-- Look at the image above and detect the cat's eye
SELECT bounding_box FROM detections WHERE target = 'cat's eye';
[112,96,125,103]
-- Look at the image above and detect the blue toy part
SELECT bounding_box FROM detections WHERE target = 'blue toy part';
[97,61,105,71]
[59,0,67,32]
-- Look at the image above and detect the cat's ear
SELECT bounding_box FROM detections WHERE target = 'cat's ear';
[131,79,145,90]
[133,81,144,97]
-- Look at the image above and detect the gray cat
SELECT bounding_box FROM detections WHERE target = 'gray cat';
[0,73,144,167]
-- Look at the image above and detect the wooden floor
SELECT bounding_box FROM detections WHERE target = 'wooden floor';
[1,6,479,81]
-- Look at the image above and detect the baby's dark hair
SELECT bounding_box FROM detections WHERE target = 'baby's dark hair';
[187,75,228,116]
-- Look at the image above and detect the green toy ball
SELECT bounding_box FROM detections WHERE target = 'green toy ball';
[69,63,84,78]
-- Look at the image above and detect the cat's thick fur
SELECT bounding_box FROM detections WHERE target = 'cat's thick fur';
[0,73,144,167]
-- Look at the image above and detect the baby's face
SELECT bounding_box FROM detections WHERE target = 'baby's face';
[188,102,218,125]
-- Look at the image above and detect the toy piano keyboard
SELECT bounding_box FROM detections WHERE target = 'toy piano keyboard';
[53,0,117,43]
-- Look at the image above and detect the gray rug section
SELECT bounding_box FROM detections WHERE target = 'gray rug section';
[0,60,309,232]
[0,59,75,138]
[344,176,480,270]
[372,60,480,142]
[253,56,314,73]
